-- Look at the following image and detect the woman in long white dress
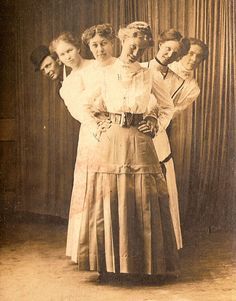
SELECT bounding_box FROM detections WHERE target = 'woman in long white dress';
[50,26,117,263]
[77,22,179,281]
[143,29,200,249]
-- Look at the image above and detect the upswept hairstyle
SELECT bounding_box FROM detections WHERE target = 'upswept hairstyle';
[189,37,209,60]
[49,31,80,53]
[158,28,190,59]
[82,24,115,46]
[118,21,154,48]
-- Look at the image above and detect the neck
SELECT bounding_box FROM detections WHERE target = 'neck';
[97,56,115,67]
[71,57,84,71]
[154,56,168,73]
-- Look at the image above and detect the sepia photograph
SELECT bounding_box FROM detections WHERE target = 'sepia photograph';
[0,0,235,300]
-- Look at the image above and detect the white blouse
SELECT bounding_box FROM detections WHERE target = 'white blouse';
[168,60,194,80]
[144,59,200,118]
[79,59,174,132]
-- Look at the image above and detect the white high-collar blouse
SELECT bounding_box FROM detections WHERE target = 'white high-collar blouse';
[143,59,200,118]
[78,59,174,132]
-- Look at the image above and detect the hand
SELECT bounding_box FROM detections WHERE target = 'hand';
[138,117,157,138]
[93,119,112,141]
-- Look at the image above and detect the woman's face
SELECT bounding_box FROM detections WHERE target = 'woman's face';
[156,40,182,65]
[55,40,81,69]
[89,34,113,63]
[180,44,204,70]
[120,36,147,64]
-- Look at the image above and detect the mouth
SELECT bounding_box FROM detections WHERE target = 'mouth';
[162,56,171,62]
[188,60,196,65]
[128,55,136,62]
[97,53,106,57]
[48,72,55,79]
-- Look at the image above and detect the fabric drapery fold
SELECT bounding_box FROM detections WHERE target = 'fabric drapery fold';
[15,0,234,229]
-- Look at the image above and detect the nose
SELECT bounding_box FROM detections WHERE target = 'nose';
[190,53,197,62]
[132,48,139,56]
[166,50,174,58]
[97,44,104,53]
[65,53,71,61]
[44,68,50,75]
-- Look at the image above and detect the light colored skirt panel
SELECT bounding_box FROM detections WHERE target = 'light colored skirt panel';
[153,131,183,249]
[164,159,183,249]
[66,124,97,262]
[74,124,179,275]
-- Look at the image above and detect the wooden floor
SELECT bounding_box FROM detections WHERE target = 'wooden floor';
[0,218,235,301]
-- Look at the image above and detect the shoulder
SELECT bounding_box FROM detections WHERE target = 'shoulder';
[168,61,179,73]
[181,78,200,98]
[184,77,200,91]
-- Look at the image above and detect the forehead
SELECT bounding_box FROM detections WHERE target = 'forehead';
[189,44,203,55]
[161,40,181,51]
[125,36,148,49]
[89,34,110,44]
[40,56,55,70]
[56,40,75,52]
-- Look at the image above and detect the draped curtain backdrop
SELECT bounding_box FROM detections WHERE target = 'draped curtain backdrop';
[14,0,235,229]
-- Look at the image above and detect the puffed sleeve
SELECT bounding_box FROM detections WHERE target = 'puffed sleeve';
[77,85,104,138]
[172,78,200,117]
[59,73,85,122]
[151,70,174,131]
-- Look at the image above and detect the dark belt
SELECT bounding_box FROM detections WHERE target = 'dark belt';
[108,112,144,127]
[160,153,172,178]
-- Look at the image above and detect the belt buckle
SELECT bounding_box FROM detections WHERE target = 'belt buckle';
[120,112,126,127]
[120,112,133,127]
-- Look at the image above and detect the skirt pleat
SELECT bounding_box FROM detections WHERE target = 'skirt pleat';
[70,124,179,275]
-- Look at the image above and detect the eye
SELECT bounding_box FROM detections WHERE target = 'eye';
[130,44,137,50]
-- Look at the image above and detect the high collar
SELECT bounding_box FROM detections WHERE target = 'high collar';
[150,58,168,74]
[170,61,194,79]
[116,58,141,72]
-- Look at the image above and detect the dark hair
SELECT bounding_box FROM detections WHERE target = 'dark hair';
[189,38,209,60]
[158,28,190,59]
[50,52,59,61]
[49,31,80,53]
[82,24,115,46]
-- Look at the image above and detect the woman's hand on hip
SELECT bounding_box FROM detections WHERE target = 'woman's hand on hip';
[138,116,157,138]
[94,119,112,141]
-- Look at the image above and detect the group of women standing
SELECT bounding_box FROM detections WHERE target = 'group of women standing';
[48,21,200,282]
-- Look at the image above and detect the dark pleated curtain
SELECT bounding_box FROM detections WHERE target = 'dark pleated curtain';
[15,0,235,228]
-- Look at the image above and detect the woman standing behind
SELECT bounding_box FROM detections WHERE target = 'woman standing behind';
[77,22,179,282]
[50,25,116,264]
[142,29,200,250]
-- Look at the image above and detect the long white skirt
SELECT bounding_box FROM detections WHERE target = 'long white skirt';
[67,123,179,275]
[153,130,183,249]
